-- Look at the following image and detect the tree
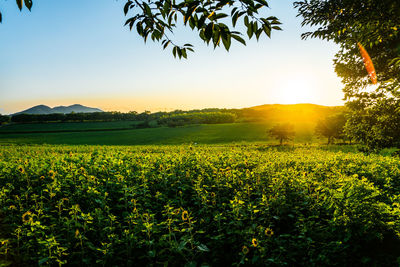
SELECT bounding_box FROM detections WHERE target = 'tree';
[1,0,282,58]
[344,98,400,149]
[315,113,347,144]
[268,123,295,145]
[295,0,400,149]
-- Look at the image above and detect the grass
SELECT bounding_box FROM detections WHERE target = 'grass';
[0,122,321,145]
[0,121,141,133]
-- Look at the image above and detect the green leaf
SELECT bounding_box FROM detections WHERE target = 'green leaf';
[24,0,32,10]
[232,12,239,27]
[124,1,132,15]
[244,16,249,27]
[232,34,246,45]
[38,258,48,265]
[197,244,210,252]
[263,24,271,37]
[222,33,231,50]
[205,23,213,40]
[255,28,263,40]
[16,0,23,11]
[215,13,228,20]
[163,40,171,49]
[163,0,171,14]
[247,25,253,39]
[143,3,152,16]
[181,48,187,59]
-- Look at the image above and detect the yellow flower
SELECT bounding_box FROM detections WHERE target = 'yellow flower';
[182,210,189,221]
[265,228,274,237]
[75,229,80,238]
[40,176,45,180]
[252,238,258,247]
[18,166,25,173]
[22,211,32,223]
[48,170,55,178]
[242,245,249,255]
[8,205,16,210]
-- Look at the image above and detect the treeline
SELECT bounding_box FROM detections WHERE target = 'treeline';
[8,111,144,123]
[157,112,237,127]
[0,109,239,125]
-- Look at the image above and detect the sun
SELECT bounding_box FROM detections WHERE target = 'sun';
[273,74,319,104]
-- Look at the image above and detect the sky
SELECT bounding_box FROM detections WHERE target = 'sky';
[0,0,344,114]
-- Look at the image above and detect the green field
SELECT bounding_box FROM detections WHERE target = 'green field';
[0,122,318,145]
[0,121,141,133]
[0,144,399,266]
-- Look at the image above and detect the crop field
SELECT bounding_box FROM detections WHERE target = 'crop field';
[1,144,400,266]
[0,122,317,146]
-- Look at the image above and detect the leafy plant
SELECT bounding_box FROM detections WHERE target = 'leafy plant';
[1,144,400,265]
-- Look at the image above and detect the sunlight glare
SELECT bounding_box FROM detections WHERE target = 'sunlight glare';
[274,74,319,104]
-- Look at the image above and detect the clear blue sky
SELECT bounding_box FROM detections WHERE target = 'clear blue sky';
[0,0,343,114]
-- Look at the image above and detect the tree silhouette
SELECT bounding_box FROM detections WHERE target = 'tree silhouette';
[315,113,347,144]
[268,123,295,145]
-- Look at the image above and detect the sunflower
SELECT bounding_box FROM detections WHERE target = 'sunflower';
[242,245,249,255]
[18,166,25,174]
[252,238,258,247]
[22,211,32,223]
[48,170,55,178]
[182,210,189,221]
[265,228,274,237]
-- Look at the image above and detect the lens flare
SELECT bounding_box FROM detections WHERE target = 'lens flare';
[357,42,377,84]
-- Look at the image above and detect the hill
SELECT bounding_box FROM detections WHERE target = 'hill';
[241,103,345,122]
[14,104,103,115]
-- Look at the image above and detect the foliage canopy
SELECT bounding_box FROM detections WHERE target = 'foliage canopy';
[315,113,347,144]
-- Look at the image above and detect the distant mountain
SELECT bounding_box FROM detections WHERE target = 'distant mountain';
[14,104,103,115]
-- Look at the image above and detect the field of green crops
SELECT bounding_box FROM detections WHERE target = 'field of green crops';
[1,144,400,266]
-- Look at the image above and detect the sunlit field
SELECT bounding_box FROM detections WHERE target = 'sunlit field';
[2,0,400,265]
[0,121,319,146]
